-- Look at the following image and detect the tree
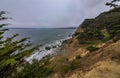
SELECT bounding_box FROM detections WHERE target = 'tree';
[0,11,39,78]
[106,0,120,8]
[111,0,120,2]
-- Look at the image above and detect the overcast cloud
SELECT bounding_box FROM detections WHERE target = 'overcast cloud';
[0,0,111,28]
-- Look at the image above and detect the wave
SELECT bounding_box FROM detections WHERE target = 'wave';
[25,36,72,63]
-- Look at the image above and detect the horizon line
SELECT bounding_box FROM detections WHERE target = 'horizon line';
[6,27,77,29]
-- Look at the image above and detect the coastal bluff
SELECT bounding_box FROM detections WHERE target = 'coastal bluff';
[48,7,120,78]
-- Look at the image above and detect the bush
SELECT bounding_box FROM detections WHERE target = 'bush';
[14,59,54,78]
[76,55,81,59]
[77,29,105,44]
[79,40,91,44]
[86,45,99,52]
[74,32,81,36]
[62,65,70,73]
[70,60,80,70]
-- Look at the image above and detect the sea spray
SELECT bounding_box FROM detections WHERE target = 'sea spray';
[25,36,72,63]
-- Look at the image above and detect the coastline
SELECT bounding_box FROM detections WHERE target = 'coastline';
[25,36,73,63]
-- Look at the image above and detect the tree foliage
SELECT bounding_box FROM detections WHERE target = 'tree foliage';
[86,45,99,52]
[0,11,39,78]
[14,58,54,78]
[76,6,120,44]
[106,0,120,8]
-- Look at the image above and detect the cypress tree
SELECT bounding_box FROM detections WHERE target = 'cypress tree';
[0,11,39,78]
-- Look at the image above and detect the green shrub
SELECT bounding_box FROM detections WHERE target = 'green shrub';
[76,55,81,59]
[79,40,91,44]
[77,29,105,44]
[86,45,99,52]
[14,59,54,78]
[62,65,70,73]
[70,60,80,70]
[74,32,81,36]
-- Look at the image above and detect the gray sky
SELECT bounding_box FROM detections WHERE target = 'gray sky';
[0,0,111,28]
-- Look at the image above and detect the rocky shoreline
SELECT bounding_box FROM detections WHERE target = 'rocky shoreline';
[25,36,73,63]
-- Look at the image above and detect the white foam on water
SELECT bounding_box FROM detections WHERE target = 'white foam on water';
[25,49,54,63]
[25,36,72,63]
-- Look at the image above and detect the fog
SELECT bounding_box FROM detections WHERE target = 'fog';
[0,0,111,28]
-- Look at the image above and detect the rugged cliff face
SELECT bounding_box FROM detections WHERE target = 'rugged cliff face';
[48,7,120,78]
[65,7,120,51]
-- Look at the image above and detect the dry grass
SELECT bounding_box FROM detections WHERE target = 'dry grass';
[65,40,120,78]
[49,40,120,78]
[84,60,120,78]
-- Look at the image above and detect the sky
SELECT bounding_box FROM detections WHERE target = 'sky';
[0,0,112,28]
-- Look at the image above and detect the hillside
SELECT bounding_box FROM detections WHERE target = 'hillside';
[7,6,120,78]
[47,7,120,78]
[64,7,120,52]
[59,40,120,78]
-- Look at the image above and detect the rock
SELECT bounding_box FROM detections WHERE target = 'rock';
[45,46,51,50]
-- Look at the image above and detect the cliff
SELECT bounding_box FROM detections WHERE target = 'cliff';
[54,40,120,78]
[48,7,120,78]
[64,7,120,51]
[12,7,120,78]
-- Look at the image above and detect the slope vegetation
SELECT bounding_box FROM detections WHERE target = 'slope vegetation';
[48,7,120,78]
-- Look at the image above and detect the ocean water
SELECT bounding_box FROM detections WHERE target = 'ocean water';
[4,28,75,63]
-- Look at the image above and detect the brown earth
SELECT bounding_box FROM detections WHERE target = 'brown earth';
[49,40,120,78]
[66,40,120,78]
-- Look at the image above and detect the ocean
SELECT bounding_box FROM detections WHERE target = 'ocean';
[4,28,76,63]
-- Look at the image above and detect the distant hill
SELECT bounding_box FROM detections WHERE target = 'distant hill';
[55,27,77,29]
[7,27,77,29]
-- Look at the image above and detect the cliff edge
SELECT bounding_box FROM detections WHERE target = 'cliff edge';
[48,7,120,78]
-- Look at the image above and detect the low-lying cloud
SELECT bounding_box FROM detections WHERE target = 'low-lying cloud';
[0,0,111,28]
